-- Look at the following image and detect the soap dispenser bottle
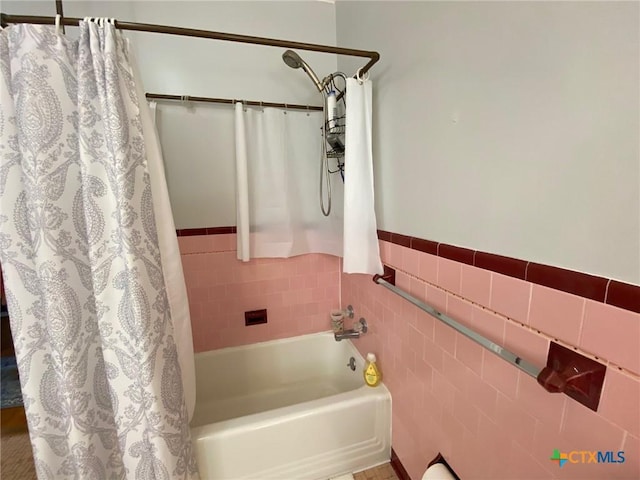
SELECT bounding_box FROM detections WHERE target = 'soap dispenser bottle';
[363,353,382,387]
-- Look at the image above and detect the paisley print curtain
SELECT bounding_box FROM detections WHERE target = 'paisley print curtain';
[0,21,199,479]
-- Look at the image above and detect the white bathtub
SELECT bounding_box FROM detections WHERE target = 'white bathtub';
[191,332,391,480]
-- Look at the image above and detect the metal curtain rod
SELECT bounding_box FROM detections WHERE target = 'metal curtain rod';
[373,275,542,379]
[0,13,381,76]
[145,93,323,112]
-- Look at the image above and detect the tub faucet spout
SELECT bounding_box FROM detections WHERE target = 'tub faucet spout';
[334,329,360,341]
[334,318,368,341]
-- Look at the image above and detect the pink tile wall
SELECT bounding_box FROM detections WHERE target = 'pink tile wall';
[179,234,340,352]
[343,240,640,480]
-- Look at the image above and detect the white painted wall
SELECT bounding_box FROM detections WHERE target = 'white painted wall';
[4,0,338,228]
[336,1,640,284]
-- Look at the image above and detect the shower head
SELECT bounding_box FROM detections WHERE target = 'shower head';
[282,49,324,93]
[282,49,303,69]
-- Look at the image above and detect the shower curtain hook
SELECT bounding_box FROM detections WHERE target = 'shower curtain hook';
[183,95,194,111]
[55,14,61,34]
[356,67,370,84]
[306,105,310,117]
[260,101,264,112]
[284,103,288,115]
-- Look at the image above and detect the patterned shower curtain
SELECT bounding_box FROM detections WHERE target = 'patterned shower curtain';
[0,21,199,479]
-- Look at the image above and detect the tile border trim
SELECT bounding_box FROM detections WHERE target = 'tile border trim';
[173,226,640,314]
[377,229,640,314]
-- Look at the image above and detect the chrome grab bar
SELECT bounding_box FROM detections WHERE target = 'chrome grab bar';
[373,277,541,379]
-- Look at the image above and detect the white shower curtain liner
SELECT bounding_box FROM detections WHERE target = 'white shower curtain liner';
[343,78,383,275]
[234,102,251,262]
[234,106,343,259]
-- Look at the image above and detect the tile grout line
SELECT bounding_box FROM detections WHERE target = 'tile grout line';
[558,396,568,433]
[525,282,533,329]
[603,278,612,304]
[575,298,587,349]
[620,430,628,452]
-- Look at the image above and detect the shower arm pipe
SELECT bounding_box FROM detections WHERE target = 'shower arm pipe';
[0,13,381,77]
[145,93,323,112]
[372,276,542,380]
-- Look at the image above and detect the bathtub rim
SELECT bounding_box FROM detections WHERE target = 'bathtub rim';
[193,330,357,359]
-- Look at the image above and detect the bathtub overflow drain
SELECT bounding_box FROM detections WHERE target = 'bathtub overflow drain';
[347,357,356,371]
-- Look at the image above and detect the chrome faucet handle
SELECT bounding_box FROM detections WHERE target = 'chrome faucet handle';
[355,318,367,334]
[345,305,355,319]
